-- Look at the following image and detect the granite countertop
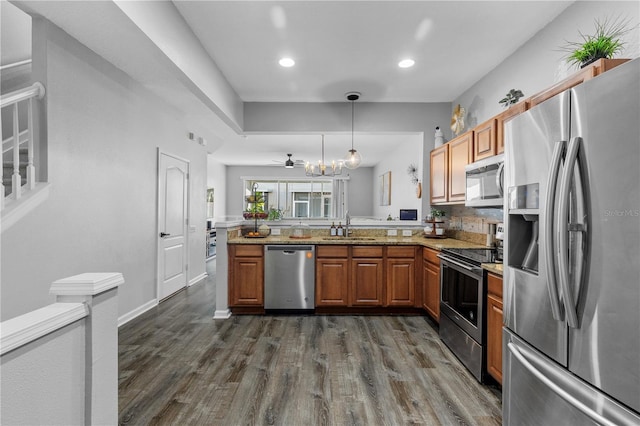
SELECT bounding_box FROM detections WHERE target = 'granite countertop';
[482,263,504,276]
[228,234,486,251]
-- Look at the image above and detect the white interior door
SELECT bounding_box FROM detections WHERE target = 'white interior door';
[158,152,189,300]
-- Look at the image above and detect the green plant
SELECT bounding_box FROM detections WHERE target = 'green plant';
[267,208,282,221]
[499,89,524,108]
[562,16,633,68]
[430,208,445,218]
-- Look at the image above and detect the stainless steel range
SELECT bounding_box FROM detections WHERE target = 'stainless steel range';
[438,247,497,382]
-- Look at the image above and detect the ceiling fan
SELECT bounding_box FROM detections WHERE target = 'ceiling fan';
[273,153,305,168]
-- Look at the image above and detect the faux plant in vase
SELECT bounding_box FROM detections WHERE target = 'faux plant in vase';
[562,16,633,69]
[499,89,524,108]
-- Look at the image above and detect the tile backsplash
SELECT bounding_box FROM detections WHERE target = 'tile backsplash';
[445,205,504,245]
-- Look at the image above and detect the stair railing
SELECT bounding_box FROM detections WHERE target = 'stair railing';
[1,82,45,210]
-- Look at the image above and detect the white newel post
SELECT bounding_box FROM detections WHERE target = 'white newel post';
[50,273,124,426]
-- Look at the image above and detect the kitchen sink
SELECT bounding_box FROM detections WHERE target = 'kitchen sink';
[321,237,377,241]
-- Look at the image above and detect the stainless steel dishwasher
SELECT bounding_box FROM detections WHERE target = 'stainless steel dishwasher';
[264,245,315,311]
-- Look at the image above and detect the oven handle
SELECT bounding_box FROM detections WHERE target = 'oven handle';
[437,254,478,272]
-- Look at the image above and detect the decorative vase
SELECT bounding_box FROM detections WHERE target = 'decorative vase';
[434,126,445,147]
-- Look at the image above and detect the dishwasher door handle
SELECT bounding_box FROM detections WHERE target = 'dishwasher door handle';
[283,250,297,255]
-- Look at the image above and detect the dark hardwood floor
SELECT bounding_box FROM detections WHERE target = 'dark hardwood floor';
[118,260,502,425]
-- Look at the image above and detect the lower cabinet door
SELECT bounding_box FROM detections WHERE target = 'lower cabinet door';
[230,257,264,306]
[350,258,383,306]
[385,258,415,306]
[316,258,349,306]
[423,260,440,321]
[487,293,503,384]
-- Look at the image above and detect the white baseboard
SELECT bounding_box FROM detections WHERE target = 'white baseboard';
[118,299,157,327]
[188,272,207,287]
[213,309,231,320]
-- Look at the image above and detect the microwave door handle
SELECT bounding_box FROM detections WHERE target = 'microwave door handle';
[557,137,582,329]
[496,162,505,197]
[544,140,565,322]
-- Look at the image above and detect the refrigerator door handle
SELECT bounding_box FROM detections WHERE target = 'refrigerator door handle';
[557,136,582,328]
[544,140,565,321]
[507,342,617,426]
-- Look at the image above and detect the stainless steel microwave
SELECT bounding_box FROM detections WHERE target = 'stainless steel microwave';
[465,154,504,207]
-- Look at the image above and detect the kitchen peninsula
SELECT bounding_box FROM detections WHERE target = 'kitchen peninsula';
[214,219,491,319]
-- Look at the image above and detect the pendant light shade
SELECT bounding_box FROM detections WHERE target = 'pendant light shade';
[344,92,362,169]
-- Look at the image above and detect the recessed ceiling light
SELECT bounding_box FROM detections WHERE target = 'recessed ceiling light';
[279,57,295,67]
[398,59,415,68]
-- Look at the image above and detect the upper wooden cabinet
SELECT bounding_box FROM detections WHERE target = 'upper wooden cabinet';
[430,131,473,205]
[448,131,474,203]
[473,118,497,160]
[496,101,528,154]
[429,144,448,204]
[529,58,629,108]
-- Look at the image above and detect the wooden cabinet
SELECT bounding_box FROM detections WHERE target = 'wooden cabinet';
[473,118,497,160]
[422,247,440,322]
[448,131,474,203]
[430,131,473,205]
[316,246,349,306]
[486,272,503,385]
[351,246,384,306]
[496,101,528,154]
[527,58,628,109]
[385,246,416,307]
[229,245,264,307]
[430,144,448,204]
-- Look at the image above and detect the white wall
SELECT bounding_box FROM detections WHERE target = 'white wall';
[243,102,452,217]
[1,19,209,321]
[452,1,640,127]
[373,135,423,220]
[224,165,374,218]
[207,154,227,221]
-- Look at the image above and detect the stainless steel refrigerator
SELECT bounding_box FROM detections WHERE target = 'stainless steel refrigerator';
[503,58,640,425]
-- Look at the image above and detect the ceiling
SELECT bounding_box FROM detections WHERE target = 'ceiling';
[173,1,573,103]
[4,1,575,167]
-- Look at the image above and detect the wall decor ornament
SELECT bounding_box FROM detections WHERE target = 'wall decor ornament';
[450,104,466,136]
[380,171,391,206]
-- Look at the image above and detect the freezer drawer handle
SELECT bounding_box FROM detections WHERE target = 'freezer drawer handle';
[507,342,616,426]
[544,140,566,321]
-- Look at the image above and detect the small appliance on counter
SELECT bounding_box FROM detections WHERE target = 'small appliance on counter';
[494,222,504,262]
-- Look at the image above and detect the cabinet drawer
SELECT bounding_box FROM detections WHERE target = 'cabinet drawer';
[386,246,415,258]
[487,272,503,298]
[233,245,263,257]
[352,246,383,258]
[317,245,348,258]
[423,247,440,265]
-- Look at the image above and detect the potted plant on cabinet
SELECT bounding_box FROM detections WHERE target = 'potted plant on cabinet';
[562,16,633,69]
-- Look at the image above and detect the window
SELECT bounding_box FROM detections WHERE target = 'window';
[243,178,348,219]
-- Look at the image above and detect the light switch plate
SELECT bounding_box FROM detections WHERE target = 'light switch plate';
[387,229,398,236]
[402,229,413,237]
[272,228,281,235]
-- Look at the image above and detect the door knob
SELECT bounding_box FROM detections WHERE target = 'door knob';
[160,232,171,237]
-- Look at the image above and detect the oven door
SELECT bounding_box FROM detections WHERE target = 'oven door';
[439,255,484,343]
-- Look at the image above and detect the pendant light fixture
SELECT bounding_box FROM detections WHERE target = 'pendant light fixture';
[305,135,343,177]
[344,92,362,169]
